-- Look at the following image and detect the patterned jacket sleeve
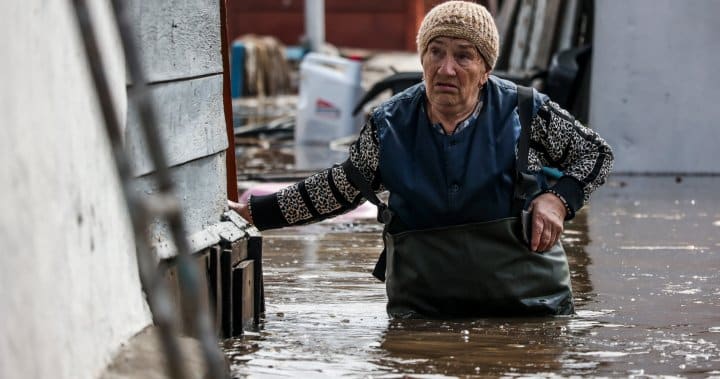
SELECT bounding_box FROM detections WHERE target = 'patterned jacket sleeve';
[248,120,382,230]
[528,100,614,218]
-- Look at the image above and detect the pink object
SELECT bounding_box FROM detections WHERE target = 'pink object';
[239,182,378,221]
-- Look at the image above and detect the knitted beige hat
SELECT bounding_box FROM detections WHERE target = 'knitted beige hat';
[416,1,499,69]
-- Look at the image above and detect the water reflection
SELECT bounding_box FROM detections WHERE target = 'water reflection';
[378,318,570,376]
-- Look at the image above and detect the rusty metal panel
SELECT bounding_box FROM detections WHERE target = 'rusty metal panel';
[126,75,227,177]
[127,0,222,82]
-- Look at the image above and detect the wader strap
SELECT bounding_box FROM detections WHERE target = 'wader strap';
[347,85,536,224]
[512,85,538,216]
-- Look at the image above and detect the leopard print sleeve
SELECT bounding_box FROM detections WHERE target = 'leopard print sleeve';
[528,100,614,212]
[248,120,382,230]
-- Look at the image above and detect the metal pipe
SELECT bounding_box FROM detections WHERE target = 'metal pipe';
[304,0,325,52]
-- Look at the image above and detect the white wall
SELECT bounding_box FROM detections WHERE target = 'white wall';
[590,1,720,173]
[0,2,152,378]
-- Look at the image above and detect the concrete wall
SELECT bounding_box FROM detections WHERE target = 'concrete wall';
[0,2,151,378]
[0,0,230,376]
[590,1,720,173]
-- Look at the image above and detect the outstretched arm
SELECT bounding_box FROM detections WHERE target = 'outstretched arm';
[232,120,382,230]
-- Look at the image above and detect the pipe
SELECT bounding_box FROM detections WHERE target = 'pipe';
[304,0,325,52]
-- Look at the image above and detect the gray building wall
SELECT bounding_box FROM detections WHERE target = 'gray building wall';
[590,1,720,173]
[1,0,230,377]
[0,2,151,378]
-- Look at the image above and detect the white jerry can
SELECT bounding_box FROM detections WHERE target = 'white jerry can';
[295,53,363,146]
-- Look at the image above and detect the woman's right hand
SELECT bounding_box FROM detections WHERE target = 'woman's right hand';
[228,200,253,224]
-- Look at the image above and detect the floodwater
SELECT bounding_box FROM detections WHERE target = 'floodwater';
[223,173,720,378]
[228,108,720,377]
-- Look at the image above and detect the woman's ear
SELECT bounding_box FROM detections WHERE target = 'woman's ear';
[481,70,491,86]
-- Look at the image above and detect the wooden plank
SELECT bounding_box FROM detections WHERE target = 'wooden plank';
[232,260,255,335]
[230,240,249,265]
[556,0,580,51]
[524,0,562,72]
[246,228,265,318]
[134,153,228,260]
[161,250,212,338]
[220,248,233,338]
[128,0,222,82]
[495,0,520,70]
[160,262,182,331]
[207,246,222,335]
[220,210,265,319]
[126,75,227,177]
[508,0,535,74]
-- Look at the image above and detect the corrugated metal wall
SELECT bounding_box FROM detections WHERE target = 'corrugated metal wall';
[227,0,422,51]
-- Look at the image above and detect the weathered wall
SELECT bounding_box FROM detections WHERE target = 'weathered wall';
[0,2,151,378]
[126,0,228,258]
[0,0,230,376]
[590,1,720,173]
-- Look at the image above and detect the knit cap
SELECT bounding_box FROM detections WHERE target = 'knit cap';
[416,1,499,69]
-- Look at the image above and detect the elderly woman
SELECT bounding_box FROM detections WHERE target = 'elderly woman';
[231,1,613,318]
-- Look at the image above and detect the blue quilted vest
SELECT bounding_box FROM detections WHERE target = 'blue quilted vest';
[371,76,547,230]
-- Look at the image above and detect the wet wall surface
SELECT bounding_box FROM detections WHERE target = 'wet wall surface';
[224,176,720,377]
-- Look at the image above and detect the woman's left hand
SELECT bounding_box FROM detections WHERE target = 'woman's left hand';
[528,193,567,252]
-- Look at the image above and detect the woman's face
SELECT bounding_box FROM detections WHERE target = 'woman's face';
[422,37,490,112]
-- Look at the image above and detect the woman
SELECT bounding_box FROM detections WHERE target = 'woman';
[231,1,613,318]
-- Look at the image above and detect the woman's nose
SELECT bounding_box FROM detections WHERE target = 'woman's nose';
[437,56,456,76]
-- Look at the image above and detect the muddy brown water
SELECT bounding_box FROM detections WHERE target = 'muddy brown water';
[224,173,720,378]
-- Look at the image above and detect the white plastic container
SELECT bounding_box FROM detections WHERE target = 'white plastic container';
[295,53,363,145]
